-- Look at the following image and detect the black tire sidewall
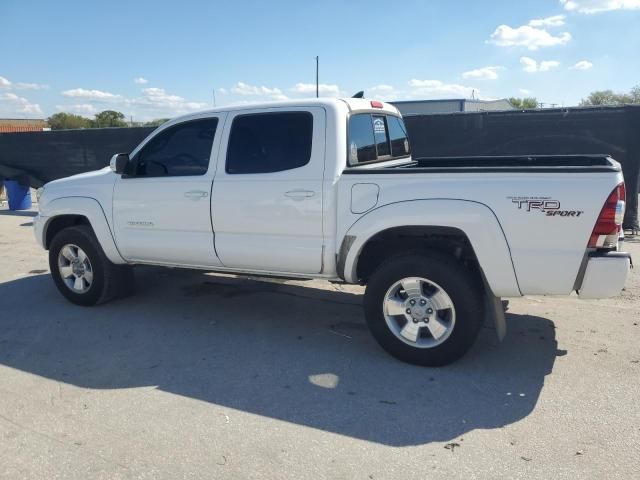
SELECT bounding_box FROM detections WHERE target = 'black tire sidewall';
[364,253,483,366]
[48,226,108,306]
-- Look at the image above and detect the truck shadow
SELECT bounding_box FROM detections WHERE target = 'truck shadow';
[0,267,560,447]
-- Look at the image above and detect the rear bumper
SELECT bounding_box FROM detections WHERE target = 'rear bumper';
[578,251,632,299]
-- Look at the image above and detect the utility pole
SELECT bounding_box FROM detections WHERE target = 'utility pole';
[315,56,319,98]
[212,88,217,107]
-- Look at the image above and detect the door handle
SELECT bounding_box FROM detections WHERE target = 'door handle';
[285,190,315,200]
[184,190,209,200]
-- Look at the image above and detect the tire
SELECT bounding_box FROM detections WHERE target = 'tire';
[48,225,133,306]
[364,252,483,366]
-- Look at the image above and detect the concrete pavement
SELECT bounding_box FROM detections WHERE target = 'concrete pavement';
[1,207,639,479]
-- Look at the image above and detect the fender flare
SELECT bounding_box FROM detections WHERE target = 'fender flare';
[340,199,522,297]
[40,196,126,264]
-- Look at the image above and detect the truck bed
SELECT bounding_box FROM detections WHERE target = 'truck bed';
[338,154,624,296]
[344,154,620,174]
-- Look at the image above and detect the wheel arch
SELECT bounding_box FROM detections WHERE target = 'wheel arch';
[41,197,126,264]
[339,199,521,297]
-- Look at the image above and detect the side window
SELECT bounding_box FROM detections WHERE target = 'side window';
[348,114,377,164]
[348,113,410,165]
[387,115,411,157]
[130,118,218,177]
[226,112,313,174]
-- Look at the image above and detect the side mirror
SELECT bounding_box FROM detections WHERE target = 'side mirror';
[110,153,129,175]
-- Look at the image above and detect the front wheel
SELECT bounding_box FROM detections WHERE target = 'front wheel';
[364,252,483,366]
[49,225,133,306]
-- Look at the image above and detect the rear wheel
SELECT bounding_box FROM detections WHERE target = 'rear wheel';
[49,225,133,306]
[364,252,483,366]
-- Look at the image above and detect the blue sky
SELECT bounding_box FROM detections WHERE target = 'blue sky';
[1,0,639,120]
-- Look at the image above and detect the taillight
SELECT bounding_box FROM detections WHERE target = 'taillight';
[588,182,626,249]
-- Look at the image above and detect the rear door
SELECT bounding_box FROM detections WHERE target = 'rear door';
[211,107,326,274]
[112,115,225,266]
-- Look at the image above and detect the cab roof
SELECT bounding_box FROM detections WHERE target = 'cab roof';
[171,97,400,123]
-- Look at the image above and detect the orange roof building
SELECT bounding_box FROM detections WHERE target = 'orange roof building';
[0,119,49,133]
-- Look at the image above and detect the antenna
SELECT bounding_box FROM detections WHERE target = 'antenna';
[315,56,319,98]
[352,91,365,98]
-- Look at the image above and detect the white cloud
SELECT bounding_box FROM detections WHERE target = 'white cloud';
[218,87,228,94]
[560,0,640,13]
[56,85,209,121]
[539,60,561,71]
[528,15,566,27]
[0,76,48,91]
[23,104,42,114]
[368,84,394,94]
[462,66,502,80]
[292,82,340,97]
[519,88,532,95]
[134,87,207,110]
[520,57,538,72]
[367,84,399,100]
[520,56,560,72]
[230,81,288,100]
[133,77,148,85]
[15,82,49,90]
[407,79,477,98]
[231,81,286,100]
[571,60,594,70]
[489,21,571,50]
[55,104,98,117]
[0,92,42,115]
[62,88,121,100]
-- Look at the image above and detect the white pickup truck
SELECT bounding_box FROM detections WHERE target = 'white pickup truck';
[34,98,631,366]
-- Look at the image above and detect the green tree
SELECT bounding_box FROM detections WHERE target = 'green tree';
[143,118,170,127]
[509,97,539,109]
[579,85,640,106]
[93,110,127,128]
[47,112,92,130]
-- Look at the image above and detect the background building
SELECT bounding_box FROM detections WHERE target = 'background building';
[0,119,50,133]
[391,99,514,116]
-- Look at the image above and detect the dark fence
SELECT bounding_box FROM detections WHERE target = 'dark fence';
[1,107,639,229]
[402,105,640,230]
[0,127,155,187]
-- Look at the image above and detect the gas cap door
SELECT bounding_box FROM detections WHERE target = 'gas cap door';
[351,183,380,214]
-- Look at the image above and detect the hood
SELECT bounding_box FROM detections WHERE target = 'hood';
[38,167,117,213]
[47,166,115,189]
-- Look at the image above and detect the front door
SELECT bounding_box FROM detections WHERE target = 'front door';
[211,107,325,274]
[112,115,224,267]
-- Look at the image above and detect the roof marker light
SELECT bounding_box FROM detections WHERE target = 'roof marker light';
[370,100,383,108]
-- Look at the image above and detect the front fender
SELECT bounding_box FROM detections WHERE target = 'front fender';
[341,199,521,297]
[38,196,126,264]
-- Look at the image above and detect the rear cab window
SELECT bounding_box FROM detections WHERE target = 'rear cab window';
[348,113,411,166]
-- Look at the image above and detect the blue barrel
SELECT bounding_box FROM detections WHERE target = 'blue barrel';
[5,180,32,210]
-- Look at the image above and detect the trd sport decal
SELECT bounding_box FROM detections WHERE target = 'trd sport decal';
[508,196,584,217]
